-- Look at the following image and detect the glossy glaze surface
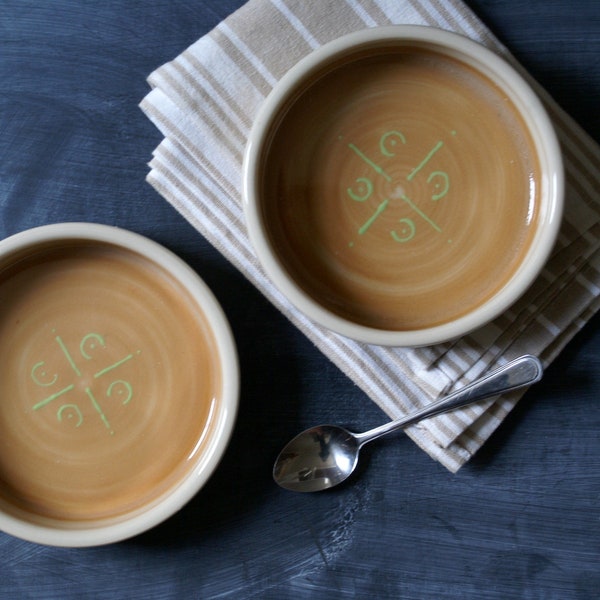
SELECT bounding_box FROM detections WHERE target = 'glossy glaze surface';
[265,49,539,329]
[0,241,220,522]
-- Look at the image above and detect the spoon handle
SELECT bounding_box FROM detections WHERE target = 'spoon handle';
[354,354,543,446]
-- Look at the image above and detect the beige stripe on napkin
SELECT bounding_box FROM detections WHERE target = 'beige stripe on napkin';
[141,0,600,472]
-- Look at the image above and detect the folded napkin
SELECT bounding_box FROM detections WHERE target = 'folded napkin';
[140,0,600,472]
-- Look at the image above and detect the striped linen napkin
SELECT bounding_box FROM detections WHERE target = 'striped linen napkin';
[140,0,600,472]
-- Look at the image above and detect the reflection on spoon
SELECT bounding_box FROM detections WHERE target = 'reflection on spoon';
[273,354,543,492]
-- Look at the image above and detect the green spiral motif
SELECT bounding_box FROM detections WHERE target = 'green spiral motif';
[391,218,416,243]
[31,361,58,387]
[57,403,83,428]
[108,380,133,405]
[427,171,450,201]
[379,130,406,157]
[347,177,373,202]
[80,333,106,359]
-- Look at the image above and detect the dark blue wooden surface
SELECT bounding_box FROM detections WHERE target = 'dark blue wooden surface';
[1,1,599,598]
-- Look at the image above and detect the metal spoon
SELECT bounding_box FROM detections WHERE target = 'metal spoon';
[273,354,542,492]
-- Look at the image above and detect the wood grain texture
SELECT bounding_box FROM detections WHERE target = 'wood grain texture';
[0,1,599,598]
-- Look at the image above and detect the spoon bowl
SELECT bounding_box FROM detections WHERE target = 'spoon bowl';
[274,426,361,492]
[273,355,543,492]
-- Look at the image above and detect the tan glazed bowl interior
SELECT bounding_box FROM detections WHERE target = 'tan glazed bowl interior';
[243,26,564,347]
[0,223,239,546]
